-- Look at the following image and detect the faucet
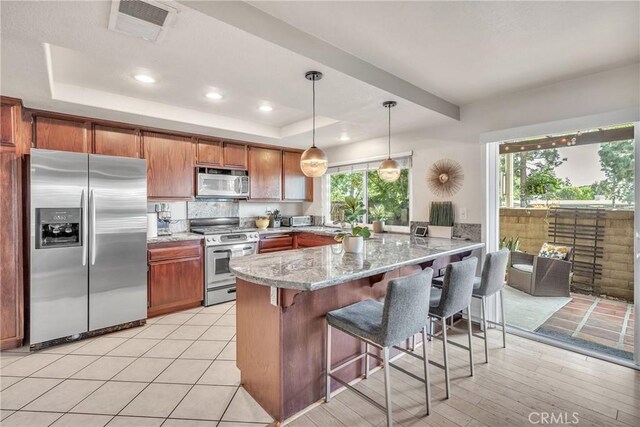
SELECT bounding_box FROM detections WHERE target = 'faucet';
[330,204,348,230]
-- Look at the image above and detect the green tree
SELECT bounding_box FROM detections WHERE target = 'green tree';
[524,171,563,205]
[598,141,634,206]
[367,169,409,225]
[555,186,594,200]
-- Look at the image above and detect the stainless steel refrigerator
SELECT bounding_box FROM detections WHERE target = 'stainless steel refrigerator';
[30,149,147,346]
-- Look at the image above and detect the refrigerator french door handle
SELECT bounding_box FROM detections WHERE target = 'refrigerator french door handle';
[90,189,97,265]
[81,189,88,266]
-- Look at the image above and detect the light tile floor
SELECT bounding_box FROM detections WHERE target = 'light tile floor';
[0,302,274,427]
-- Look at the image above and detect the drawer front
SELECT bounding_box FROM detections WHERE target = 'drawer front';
[259,234,294,251]
[296,233,337,248]
[148,244,202,262]
[206,284,237,306]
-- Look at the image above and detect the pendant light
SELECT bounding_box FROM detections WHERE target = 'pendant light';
[300,71,328,177]
[378,101,400,182]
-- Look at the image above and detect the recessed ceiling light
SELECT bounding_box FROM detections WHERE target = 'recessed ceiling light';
[259,105,273,112]
[339,134,351,142]
[133,74,156,84]
[206,92,223,100]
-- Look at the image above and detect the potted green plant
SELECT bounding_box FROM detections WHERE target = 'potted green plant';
[429,201,454,238]
[267,209,281,228]
[335,196,371,253]
[369,204,388,233]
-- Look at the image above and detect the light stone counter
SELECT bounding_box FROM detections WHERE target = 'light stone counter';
[229,234,484,291]
[147,232,204,244]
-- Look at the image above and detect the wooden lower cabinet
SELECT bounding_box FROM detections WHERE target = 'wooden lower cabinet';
[0,152,23,350]
[147,240,204,317]
[258,233,295,254]
[296,232,337,248]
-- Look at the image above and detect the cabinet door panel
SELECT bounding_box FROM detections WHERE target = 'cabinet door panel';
[148,257,203,309]
[143,132,194,199]
[223,142,247,169]
[197,138,222,166]
[283,151,312,201]
[35,116,90,153]
[0,152,23,349]
[1,102,17,148]
[249,147,282,200]
[94,125,140,158]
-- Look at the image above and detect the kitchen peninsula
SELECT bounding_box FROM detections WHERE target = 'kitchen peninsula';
[229,235,484,422]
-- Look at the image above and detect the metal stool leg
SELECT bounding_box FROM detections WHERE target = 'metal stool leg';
[500,289,507,348]
[421,326,431,415]
[364,342,370,378]
[383,347,393,426]
[481,296,488,363]
[325,323,332,402]
[441,316,450,399]
[466,305,474,376]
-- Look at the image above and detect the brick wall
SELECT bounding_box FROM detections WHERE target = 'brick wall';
[500,208,634,301]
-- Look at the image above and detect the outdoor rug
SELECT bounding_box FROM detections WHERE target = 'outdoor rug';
[503,285,572,331]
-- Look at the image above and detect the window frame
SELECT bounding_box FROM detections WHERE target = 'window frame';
[325,166,412,232]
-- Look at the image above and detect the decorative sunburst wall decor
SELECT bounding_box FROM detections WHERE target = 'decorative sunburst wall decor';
[428,159,464,197]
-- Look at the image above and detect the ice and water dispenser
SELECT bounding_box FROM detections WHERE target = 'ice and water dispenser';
[35,208,82,249]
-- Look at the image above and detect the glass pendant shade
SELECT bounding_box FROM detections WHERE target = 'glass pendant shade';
[378,158,401,182]
[300,146,328,177]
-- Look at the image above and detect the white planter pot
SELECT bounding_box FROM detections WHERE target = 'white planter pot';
[429,225,453,239]
[372,221,384,233]
[342,235,364,253]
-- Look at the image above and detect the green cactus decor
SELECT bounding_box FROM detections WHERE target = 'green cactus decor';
[429,201,454,226]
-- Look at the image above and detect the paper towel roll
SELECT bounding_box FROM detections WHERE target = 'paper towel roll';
[147,213,158,238]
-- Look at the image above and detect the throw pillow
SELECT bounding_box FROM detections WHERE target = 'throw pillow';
[538,243,569,260]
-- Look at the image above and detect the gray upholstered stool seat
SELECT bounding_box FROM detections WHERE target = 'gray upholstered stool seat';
[325,269,434,426]
[327,300,384,346]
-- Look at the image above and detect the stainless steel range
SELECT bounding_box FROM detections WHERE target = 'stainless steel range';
[190,218,259,306]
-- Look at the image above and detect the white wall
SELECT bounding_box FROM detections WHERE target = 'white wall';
[317,63,640,227]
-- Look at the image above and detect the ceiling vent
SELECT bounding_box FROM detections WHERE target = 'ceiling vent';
[109,0,177,42]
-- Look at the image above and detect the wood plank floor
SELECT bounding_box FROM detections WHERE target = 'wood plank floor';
[290,324,640,427]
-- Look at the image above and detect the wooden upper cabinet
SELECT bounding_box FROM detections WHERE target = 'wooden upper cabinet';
[196,138,222,166]
[249,146,282,200]
[94,125,141,158]
[223,142,247,169]
[34,116,90,153]
[283,151,313,201]
[143,132,195,199]
[1,98,19,149]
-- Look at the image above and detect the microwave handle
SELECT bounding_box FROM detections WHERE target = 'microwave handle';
[234,177,240,194]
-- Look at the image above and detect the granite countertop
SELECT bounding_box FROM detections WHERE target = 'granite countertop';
[147,232,204,244]
[257,226,344,237]
[229,235,484,291]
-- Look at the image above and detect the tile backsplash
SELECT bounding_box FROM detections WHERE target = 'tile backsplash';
[187,201,239,219]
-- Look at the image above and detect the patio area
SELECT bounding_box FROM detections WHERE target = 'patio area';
[534,292,634,360]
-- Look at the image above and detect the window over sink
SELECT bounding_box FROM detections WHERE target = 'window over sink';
[327,155,411,228]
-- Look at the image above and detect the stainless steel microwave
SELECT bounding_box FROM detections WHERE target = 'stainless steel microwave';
[196,168,249,198]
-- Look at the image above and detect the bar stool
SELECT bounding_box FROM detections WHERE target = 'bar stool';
[325,269,434,426]
[472,248,510,362]
[432,249,510,362]
[428,257,478,399]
